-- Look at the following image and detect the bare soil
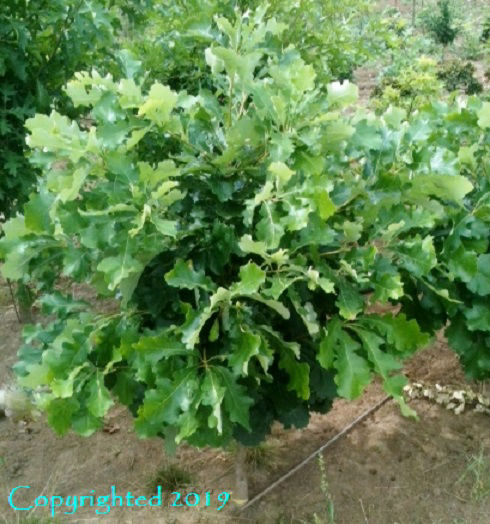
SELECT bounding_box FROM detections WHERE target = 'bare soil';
[0,281,489,524]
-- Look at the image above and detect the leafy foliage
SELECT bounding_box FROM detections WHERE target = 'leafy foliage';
[422,0,458,48]
[1,6,490,451]
[0,0,138,220]
[128,0,396,92]
[481,16,490,43]
[437,60,483,95]
[372,56,443,114]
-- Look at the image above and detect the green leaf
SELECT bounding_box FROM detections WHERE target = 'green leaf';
[72,410,103,437]
[152,217,178,238]
[313,190,336,220]
[216,367,253,431]
[200,368,225,434]
[264,276,300,300]
[467,254,490,295]
[477,102,490,128]
[97,254,144,292]
[46,398,79,436]
[323,121,355,151]
[118,78,143,108]
[235,262,265,294]
[138,82,177,126]
[412,174,473,203]
[247,294,290,320]
[372,273,404,303]
[334,332,371,399]
[394,236,437,277]
[336,281,364,320]
[174,410,200,444]
[24,190,53,233]
[165,259,215,292]
[135,370,198,437]
[238,235,268,257]
[269,161,295,188]
[229,331,261,376]
[354,328,400,374]
[86,373,113,418]
[116,49,142,80]
[464,302,490,332]
[133,332,190,364]
[18,363,51,389]
[279,351,310,400]
[447,247,478,283]
[351,326,415,415]
[51,365,87,398]
[256,203,284,250]
[288,288,319,336]
[327,81,358,107]
[363,314,430,355]
[318,317,343,370]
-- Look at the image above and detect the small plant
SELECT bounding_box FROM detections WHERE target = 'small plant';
[147,464,193,494]
[437,60,483,95]
[481,16,490,42]
[459,31,484,60]
[312,453,335,524]
[373,56,443,114]
[456,446,490,502]
[245,442,277,471]
[422,0,458,50]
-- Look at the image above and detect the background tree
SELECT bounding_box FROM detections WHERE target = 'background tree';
[0,0,146,319]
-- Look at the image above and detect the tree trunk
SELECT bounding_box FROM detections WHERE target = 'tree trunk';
[234,444,249,507]
[16,282,34,323]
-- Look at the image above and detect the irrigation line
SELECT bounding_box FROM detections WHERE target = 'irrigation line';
[238,395,392,513]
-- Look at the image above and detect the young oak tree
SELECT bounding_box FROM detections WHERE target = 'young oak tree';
[1,7,490,498]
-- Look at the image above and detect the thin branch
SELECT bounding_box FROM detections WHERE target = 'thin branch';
[6,279,21,323]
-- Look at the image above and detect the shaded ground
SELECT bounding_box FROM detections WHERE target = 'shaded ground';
[0,281,489,524]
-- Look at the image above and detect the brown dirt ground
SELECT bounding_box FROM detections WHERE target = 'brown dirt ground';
[0,281,489,524]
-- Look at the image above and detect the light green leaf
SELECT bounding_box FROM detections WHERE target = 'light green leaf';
[200,369,225,434]
[238,235,268,257]
[138,82,177,126]
[313,190,336,220]
[269,161,295,188]
[86,373,113,418]
[412,174,473,203]
[46,398,79,436]
[327,81,359,107]
[97,254,144,292]
[477,102,490,128]
[235,262,266,294]
[334,332,371,399]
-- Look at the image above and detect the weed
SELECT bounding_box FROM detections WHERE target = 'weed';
[312,453,335,524]
[456,445,490,502]
[245,442,277,471]
[147,463,192,494]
